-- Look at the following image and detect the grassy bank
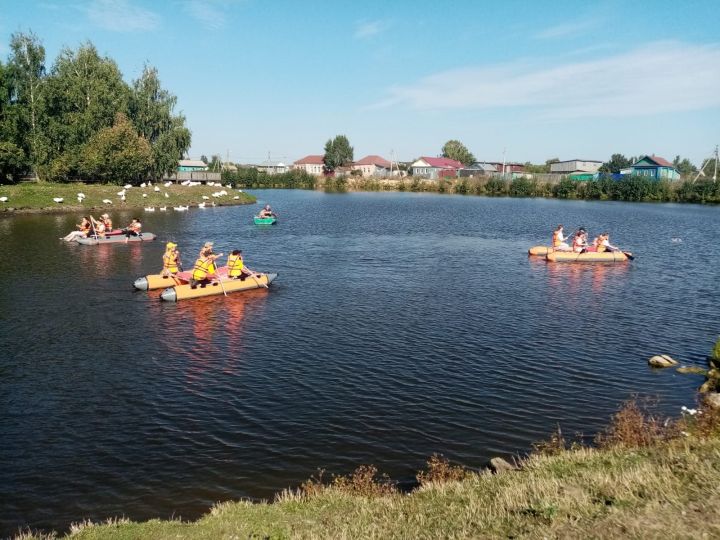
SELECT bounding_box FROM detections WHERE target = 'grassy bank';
[227,169,720,204]
[17,400,720,539]
[0,182,255,213]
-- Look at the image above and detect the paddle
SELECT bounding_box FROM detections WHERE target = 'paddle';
[89,216,98,240]
[245,265,268,289]
[622,251,635,260]
[212,254,227,296]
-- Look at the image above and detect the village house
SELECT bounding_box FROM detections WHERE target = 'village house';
[630,155,680,180]
[292,155,325,175]
[352,155,392,177]
[485,162,526,175]
[549,159,603,174]
[178,159,208,172]
[410,157,463,179]
[458,162,498,177]
[256,159,289,175]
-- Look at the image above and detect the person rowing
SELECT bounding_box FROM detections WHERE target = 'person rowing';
[572,228,588,253]
[62,216,91,241]
[596,232,620,253]
[100,213,113,232]
[90,216,106,238]
[189,242,223,288]
[123,218,142,241]
[551,224,570,251]
[227,249,251,280]
[161,242,182,277]
[258,204,275,218]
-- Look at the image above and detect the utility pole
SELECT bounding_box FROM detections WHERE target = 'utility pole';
[502,147,507,178]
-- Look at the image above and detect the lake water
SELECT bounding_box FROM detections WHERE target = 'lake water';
[1,190,718,536]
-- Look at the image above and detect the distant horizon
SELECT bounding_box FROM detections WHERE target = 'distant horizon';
[2,1,718,167]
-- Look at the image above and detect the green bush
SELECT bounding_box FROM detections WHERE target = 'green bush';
[711,336,720,361]
[552,178,577,199]
[509,176,536,197]
[485,177,509,196]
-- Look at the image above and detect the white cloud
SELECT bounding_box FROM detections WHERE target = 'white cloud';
[183,1,223,29]
[183,0,244,29]
[370,42,720,120]
[86,0,160,32]
[354,20,386,39]
[534,18,599,39]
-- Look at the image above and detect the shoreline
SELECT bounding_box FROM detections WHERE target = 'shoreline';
[229,174,720,205]
[0,182,256,215]
[14,396,720,539]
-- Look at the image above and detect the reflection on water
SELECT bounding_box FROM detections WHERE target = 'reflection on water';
[1,192,718,536]
[544,261,630,294]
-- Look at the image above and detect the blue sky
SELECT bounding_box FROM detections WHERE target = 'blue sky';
[1,0,719,166]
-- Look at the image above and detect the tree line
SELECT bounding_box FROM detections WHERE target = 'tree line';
[0,31,190,185]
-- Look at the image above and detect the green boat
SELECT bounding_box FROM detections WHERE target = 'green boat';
[253,216,277,225]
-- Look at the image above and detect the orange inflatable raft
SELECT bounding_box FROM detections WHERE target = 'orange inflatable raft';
[160,272,277,301]
[546,251,632,263]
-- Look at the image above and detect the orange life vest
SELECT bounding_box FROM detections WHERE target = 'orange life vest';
[552,230,562,247]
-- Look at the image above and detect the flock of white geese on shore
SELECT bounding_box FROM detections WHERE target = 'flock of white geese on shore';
[0,180,243,211]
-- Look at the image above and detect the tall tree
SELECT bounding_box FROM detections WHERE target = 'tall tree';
[43,42,130,164]
[0,141,27,183]
[441,140,475,165]
[129,65,191,179]
[599,154,633,174]
[79,112,152,184]
[672,155,697,177]
[323,135,354,172]
[6,31,46,171]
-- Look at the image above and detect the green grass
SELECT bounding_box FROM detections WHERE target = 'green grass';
[16,402,720,539]
[0,182,255,212]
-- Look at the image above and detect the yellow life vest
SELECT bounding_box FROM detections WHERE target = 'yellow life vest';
[227,254,244,277]
[163,251,179,273]
[192,256,213,280]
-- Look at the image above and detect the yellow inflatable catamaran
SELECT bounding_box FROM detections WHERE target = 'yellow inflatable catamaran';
[160,272,277,301]
[546,251,631,262]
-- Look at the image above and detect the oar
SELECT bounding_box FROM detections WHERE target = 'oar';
[212,254,227,296]
[89,216,99,239]
[245,266,268,289]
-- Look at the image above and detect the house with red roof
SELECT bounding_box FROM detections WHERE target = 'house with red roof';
[410,157,464,179]
[352,155,393,177]
[630,155,680,180]
[292,155,325,175]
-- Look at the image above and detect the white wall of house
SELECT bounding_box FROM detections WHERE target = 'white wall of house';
[293,163,324,175]
[550,160,602,173]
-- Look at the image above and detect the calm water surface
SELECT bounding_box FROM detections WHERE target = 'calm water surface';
[1,190,718,536]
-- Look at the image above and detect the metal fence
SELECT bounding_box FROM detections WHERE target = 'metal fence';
[162,171,222,183]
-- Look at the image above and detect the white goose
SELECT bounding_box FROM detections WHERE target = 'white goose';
[53,197,64,203]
